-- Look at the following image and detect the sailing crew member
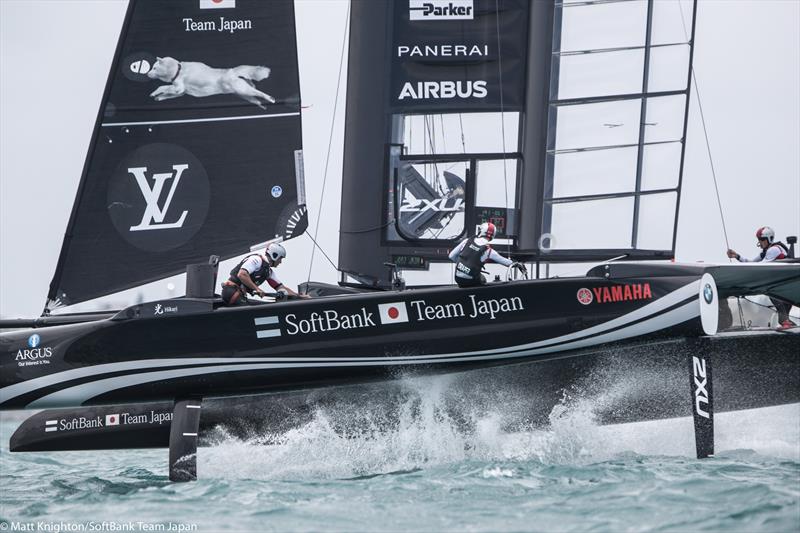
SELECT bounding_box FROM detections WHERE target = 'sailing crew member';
[221,243,309,305]
[448,222,525,287]
[726,226,795,328]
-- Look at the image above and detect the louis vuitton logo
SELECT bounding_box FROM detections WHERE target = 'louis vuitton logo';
[128,164,189,232]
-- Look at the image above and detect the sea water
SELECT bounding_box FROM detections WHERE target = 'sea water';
[1,374,798,532]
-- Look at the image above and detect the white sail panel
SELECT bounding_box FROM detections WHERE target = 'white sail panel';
[550,148,638,198]
[554,100,641,151]
[641,143,682,191]
[559,1,647,52]
[637,192,678,250]
[549,198,634,250]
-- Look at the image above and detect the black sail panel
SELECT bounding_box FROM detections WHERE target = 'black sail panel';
[48,0,306,308]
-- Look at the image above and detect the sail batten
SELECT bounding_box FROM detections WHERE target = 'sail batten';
[48,0,306,309]
[101,112,301,127]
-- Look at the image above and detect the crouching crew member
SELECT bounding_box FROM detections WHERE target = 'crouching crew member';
[727,226,795,329]
[222,243,309,305]
[448,222,525,287]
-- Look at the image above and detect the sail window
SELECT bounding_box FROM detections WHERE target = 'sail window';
[558,1,648,52]
[641,143,682,191]
[475,159,519,239]
[648,45,691,92]
[650,0,694,45]
[553,100,642,151]
[556,49,644,100]
[636,191,678,250]
[402,113,519,156]
[548,147,638,199]
[394,160,468,241]
[644,95,687,143]
[548,197,635,250]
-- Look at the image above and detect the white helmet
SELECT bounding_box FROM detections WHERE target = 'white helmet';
[477,222,496,240]
[266,243,286,262]
[755,226,775,244]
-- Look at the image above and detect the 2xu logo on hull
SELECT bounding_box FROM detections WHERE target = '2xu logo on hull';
[692,356,710,419]
[410,0,474,20]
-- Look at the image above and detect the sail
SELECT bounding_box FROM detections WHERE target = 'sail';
[531,0,697,259]
[339,0,532,284]
[339,0,698,284]
[48,0,306,309]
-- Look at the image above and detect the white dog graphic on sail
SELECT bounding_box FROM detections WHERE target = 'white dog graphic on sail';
[147,56,276,108]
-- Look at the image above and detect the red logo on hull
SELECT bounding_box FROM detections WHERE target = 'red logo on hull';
[576,288,593,305]
[591,283,652,304]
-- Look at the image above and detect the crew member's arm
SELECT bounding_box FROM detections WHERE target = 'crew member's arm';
[237,269,266,297]
[483,248,513,267]
[448,239,468,262]
[726,249,761,262]
[267,270,310,299]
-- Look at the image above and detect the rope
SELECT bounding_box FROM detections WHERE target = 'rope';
[304,232,339,272]
[741,296,800,320]
[306,3,350,284]
[494,0,511,256]
[678,1,731,256]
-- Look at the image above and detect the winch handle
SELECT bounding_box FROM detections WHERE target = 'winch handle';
[506,262,529,282]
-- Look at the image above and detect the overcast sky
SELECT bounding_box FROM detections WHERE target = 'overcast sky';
[1,0,798,319]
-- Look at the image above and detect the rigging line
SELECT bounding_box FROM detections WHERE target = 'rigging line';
[440,114,448,155]
[494,0,511,255]
[304,233,339,273]
[306,2,350,285]
[424,115,444,193]
[678,0,731,256]
[458,113,467,154]
[339,221,392,234]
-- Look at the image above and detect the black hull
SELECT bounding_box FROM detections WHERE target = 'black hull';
[2,275,711,410]
[10,331,798,452]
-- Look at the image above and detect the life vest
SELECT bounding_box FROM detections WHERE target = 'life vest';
[456,238,489,281]
[229,254,271,286]
[761,242,789,260]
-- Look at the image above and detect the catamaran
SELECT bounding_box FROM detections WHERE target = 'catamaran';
[1,0,798,481]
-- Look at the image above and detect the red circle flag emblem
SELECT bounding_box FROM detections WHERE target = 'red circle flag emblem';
[577,288,593,305]
[378,302,409,324]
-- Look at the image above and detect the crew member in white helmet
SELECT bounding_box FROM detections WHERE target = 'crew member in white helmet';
[727,226,795,328]
[727,226,790,263]
[448,222,525,287]
[221,243,309,305]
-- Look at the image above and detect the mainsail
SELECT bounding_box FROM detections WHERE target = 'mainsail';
[48,0,306,309]
[338,0,697,283]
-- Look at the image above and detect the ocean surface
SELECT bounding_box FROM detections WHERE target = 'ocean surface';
[1,374,798,533]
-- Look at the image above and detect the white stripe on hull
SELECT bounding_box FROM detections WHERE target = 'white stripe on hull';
[25,299,699,408]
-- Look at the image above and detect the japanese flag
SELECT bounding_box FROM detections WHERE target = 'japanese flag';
[200,0,235,9]
[105,414,120,426]
[378,302,409,324]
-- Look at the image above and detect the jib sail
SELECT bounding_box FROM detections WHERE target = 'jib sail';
[47,0,306,309]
